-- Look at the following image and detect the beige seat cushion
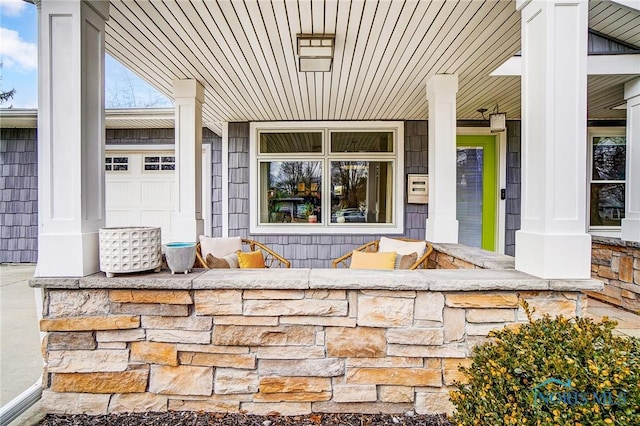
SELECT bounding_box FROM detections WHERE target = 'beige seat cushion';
[378,237,426,269]
[199,236,242,258]
[378,237,426,257]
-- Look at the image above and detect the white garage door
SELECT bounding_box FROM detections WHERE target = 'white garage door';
[106,151,176,243]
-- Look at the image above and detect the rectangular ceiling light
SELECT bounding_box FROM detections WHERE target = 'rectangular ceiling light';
[297,34,335,72]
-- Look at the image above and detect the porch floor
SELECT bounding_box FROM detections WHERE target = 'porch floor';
[0,264,638,424]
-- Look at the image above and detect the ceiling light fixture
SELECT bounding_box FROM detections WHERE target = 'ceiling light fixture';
[297,34,335,72]
[489,104,506,133]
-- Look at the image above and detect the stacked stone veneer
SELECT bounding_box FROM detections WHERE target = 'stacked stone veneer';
[33,267,600,416]
[590,237,640,312]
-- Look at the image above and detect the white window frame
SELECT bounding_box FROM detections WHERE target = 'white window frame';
[249,121,405,234]
[587,127,626,238]
[143,154,176,172]
[105,155,130,173]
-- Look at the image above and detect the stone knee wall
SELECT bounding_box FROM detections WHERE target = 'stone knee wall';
[39,287,586,416]
[590,237,640,312]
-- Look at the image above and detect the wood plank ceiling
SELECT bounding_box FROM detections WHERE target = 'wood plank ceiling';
[105,1,640,135]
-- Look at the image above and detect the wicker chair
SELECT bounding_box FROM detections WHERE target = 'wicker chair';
[331,238,433,270]
[195,239,291,269]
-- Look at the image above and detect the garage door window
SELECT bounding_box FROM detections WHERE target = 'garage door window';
[144,156,175,171]
[105,156,129,172]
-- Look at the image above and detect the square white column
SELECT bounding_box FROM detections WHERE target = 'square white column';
[425,74,459,243]
[621,78,640,243]
[36,0,109,277]
[515,0,591,279]
[172,79,205,243]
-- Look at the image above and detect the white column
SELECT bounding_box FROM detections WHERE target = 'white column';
[173,79,205,243]
[35,0,109,277]
[515,0,591,279]
[425,74,459,243]
[622,78,640,243]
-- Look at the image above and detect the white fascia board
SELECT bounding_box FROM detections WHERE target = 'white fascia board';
[611,0,640,12]
[490,56,522,76]
[490,54,640,77]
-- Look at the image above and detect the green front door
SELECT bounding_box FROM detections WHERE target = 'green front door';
[456,135,497,251]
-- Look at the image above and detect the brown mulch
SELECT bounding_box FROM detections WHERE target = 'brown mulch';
[38,412,452,426]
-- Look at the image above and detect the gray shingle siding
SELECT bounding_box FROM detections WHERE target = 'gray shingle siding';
[225,121,429,268]
[203,128,222,237]
[505,120,521,256]
[106,128,174,145]
[0,129,38,263]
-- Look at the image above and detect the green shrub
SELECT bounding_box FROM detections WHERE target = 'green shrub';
[450,301,640,426]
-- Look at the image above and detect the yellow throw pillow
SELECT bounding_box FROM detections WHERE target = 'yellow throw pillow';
[349,250,397,270]
[237,250,266,268]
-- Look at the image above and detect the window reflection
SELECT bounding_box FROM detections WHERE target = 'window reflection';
[590,136,626,229]
[261,161,322,224]
[330,161,393,224]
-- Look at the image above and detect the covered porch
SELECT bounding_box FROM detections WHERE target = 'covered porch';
[34,0,640,280]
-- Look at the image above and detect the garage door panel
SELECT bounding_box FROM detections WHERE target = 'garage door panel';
[107,181,140,205]
[140,210,173,242]
[106,210,140,228]
[140,180,174,205]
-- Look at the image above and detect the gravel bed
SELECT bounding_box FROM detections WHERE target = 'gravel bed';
[37,412,452,426]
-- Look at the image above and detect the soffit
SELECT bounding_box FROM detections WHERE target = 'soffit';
[101,1,638,133]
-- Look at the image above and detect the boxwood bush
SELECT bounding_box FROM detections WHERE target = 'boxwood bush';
[450,301,639,425]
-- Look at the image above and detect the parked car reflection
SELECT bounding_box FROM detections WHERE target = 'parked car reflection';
[331,208,366,223]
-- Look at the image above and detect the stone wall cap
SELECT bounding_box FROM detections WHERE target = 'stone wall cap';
[549,279,604,292]
[592,236,640,249]
[193,268,310,289]
[430,243,515,269]
[29,267,600,293]
[309,269,429,290]
[422,269,549,291]
[29,277,80,289]
[78,270,205,289]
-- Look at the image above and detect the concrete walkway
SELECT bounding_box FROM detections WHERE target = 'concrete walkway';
[0,264,638,425]
[1,264,44,425]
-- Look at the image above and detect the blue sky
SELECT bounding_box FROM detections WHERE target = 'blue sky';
[0,0,171,109]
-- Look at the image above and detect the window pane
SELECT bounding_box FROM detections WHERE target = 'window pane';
[260,132,323,153]
[590,183,625,227]
[331,132,393,153]
[592,137,626,180]
[330,161,393,223]
[145,156,160,163]
[260,161,322,224]
[456,148,483,248]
